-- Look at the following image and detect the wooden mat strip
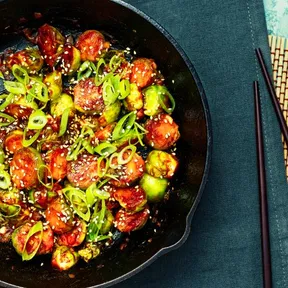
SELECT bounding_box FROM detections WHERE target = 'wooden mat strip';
[269,35,288,177]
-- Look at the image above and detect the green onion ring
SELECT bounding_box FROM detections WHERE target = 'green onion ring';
[117,144,136,165]
[77,61,92,80]
[0,203,21,218]
[112,111,136,140]
[58,108,70,136]
[94,142,117,156]
[0,170,11,189]
[4,81,26,95]
[22,127,41,147]
[0,112,15,127]
[159,89,176,114]
[108,152,119,169]
[118,79,131,100]
[97,156,109,178]
[12,64,29,85]
[27,109,47,130]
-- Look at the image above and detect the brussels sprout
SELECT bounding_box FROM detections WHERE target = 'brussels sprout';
[100,210,114,234]
[61,45,81,75]
[144,114,180,150]
[140,173,168,202]
[50,93,74,117]
[113,187,147,212]
[130,58,157,88]
[4,130,23,154]
[143,85,171,116]
[37,24,65,67]
[28,185,49,210]
[45,198,74,234]
[146,150,178,179]
[123,83,143,111]
[78,242,100,263]
[5,95,38,119]
[7,47,44,73]
[10,147,44,189]
[51,246,79,271]
[0,187,20,205]
[74,78,104,114]
[44,71,62,100]
[114,207,150,233]
[0,170,11,190]
[58,219,87,247]
[75,30,108,62]
[46,147,68,181]
[98,101,121,127]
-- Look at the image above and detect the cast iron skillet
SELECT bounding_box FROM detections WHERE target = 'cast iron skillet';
[0,0,212,287]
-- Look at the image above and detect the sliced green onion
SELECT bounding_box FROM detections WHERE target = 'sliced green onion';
[0,71,3,79]
[58,108,70,136]
[94,142,117,156]
[0,170,11,189]
[97,156,109,178]
[117,145,136,165]
[102,75,120,105]
[0,147,4,164]
[109,54,123,72]
[96,178,110,189]
[0,112,15,127]
[37,164,53,190]
[109,152,119,169]
[63,187,90,222]
[112,111,136,140]
[86,183,97,207]
[0,203,21,218]
[159,89,176,114]
[82,139,94,154]
[22,221,43,261]
[4,81,26,95]
[23,127,41,147]
[134,122,148,133]
[0,93,14,111]
[28,79,49,103]
[81,125,95,138]
[12,64,29,85]
[66,138,82,161]
[118,79,130,99]
[94,58,106,86]
[94,188,110,200]
[27,109,47,130]
[77,61,92,80]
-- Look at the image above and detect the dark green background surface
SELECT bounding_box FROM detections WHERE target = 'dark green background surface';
[115,0,288,287]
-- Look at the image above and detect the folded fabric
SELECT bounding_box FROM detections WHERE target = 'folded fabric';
[114,0,288,287]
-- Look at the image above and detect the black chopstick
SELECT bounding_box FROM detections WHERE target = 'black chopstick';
[256,48,288,145]
[254,81,272,288]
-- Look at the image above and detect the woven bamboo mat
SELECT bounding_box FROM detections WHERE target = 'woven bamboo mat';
[268,35,288,177]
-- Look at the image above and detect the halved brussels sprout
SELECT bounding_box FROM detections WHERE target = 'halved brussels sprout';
[98,101,121,127]
[37,225,54,255]
[5,95,38,119]
[50,93,74,117]
[139,173,168,202]
[114,207,149,232]
[51,246,79,271]
[10,147,44,189]
[44,71,62,100]
[37,24,65,67]
[4,130,23,154]
[146,150,178,179]
[7,47,44,73]
[78,242,100,263]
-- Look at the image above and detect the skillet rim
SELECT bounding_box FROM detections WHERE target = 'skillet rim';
[0,0,212,287]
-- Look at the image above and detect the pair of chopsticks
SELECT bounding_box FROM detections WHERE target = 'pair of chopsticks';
[254,48,287,288]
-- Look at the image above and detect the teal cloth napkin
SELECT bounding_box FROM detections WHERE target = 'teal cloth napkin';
[114,0,288,287]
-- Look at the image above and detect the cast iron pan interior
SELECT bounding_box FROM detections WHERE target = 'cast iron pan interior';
[0,0,211,287]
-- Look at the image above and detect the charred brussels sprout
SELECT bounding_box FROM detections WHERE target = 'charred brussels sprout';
[7,48,44,73]
[44,71,62,100]
[146,150,178,178]
[75,30,108,62]
[140,173,168,202]
[114,207,149,233]
[143,85,172,116]
[10,147,44,189]
[46,147,68,181]
[98,101,121,127]
[50,93,74,117]
[61,45,81,75]
[113,187,147,212]
[4,130,23,154]
[37,24,65,67]
[5,95,38,119]
[37,225,54,255]
[58,219,87,247]
[51,246,79,271]
[123,83,143,111]
[45,198,74,234]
